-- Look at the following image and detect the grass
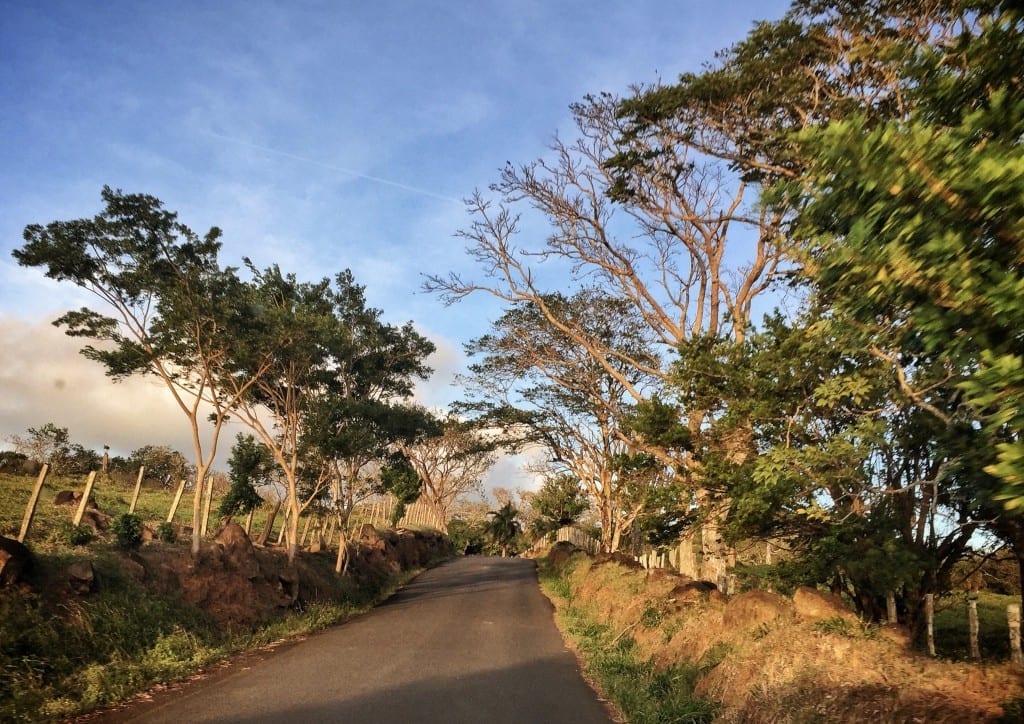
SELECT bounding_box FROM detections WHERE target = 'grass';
[934,591,1021,661]
[0,472,442,721]
[538,559,718,724]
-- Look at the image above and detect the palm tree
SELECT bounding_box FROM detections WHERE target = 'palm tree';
[486,502,521,557]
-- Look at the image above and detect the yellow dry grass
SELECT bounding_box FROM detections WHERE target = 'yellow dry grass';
[560,554,1024,723]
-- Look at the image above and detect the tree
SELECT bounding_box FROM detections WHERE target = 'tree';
[215,264,434,563]
[7,423,72,473]
[426,63,794,575]
[218,434,273,521]
[14,188,246,556]
[486,502,521,557]
[530,474,590,540]
[793,2,1024,508]
[460,290,665,553]
[127,445,193,489]
[401,415,498,534]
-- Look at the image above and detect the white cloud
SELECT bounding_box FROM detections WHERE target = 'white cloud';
[0,315,221,465]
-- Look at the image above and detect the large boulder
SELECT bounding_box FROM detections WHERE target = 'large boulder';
[213,522,260,579]
[669,578,720,603]
[793,586,859,624]
[0,535,32,586]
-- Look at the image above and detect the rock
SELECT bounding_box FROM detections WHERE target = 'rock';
[593,551,643,570]
[68,560,96,594]
[723,589,792,629]
[357,524,386,549]
[121,551,148,581]
[54,490,101,509]
[53,490,80,506]
[80,509,111,532]
[669,578,718,602]
[213,523,260,579]
[793,586,859,624]
[0,535,32,586]
[277,566,300,607]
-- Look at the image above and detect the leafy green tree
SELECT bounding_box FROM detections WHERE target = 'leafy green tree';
[486,502,522,557]
[794,2,1024,509]
[127,445,193,489]
[14,188,246,556]
[379,455,422,526]
[530,474,590,540]
[7,423,73,474]
[214,264,434,562]
[218,434,273,521]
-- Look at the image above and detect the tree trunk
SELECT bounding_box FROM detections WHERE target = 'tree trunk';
[191,467,208,558]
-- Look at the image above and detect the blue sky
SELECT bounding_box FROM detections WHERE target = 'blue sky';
[0,0,791,488]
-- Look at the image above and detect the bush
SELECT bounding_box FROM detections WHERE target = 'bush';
[155,522,176,544]
[54,522,94,547]
[111,514,144,549]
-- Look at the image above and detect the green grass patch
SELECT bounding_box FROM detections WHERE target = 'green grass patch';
[539,566,718,724]
[933,591,1020,661]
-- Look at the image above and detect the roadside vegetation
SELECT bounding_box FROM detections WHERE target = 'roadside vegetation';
[0,471,445,722]
[539,547,1024,723]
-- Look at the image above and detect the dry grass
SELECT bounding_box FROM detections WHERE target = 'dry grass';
[555,552,1024,723]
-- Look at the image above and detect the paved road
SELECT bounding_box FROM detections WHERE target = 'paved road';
[105,557,612,723]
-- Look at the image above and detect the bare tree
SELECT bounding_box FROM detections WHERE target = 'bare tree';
[400,417,497,534]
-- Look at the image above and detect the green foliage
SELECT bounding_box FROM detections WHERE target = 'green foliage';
[530,474,590,539]
[485,502,522,556]
[111,513,144,549]
[155,521,177,543]
[218,434,271,519]
[54,521,94,547]
[540,569,717,723]
[933,592,1018,660]
[792,4,1024,507]
[446,517,488,555]
[379,455,421,525]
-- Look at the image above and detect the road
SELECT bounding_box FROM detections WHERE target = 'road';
[103,556,612,723]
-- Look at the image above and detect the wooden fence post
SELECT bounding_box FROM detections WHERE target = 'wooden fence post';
[925,593,936,657]
[72,471,98,527]
[886,591,898,625]
[256,500,281,547]
[127,466,145,514]
[200,477,214,537]
[167,479,187,523]
[18,463,50,543]
[969,598,981,660]
[1010,604,1023,666]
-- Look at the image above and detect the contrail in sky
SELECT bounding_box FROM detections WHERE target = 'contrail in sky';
[204,130,462,204]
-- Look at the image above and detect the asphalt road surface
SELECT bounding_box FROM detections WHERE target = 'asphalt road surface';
[102,556,612,723]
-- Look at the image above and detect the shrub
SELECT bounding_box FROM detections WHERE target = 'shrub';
[111,514,144,549]
[54,522,94,547]
[155,522,176,544]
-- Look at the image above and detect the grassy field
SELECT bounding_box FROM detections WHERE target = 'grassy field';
[1,469,203,547]
[934,591,1021,661]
